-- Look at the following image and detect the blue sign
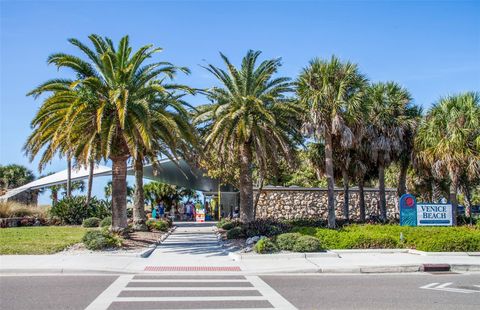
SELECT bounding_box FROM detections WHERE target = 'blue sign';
[400,194,454,226]
[400,194,417,226]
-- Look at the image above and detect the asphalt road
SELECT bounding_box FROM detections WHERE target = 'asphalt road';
[0,273,479,310]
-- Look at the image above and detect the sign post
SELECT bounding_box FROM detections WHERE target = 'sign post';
[400,194,453,226]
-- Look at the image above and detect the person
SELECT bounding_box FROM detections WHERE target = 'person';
[170,201,176,221]
[179,202,185,221]
[152,205,159,219]
[158,200,165,218]
[186,200,193,221]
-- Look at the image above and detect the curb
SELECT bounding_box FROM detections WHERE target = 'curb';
[139,226,177,258]
[0,268,135,275]
[229,251,339,261]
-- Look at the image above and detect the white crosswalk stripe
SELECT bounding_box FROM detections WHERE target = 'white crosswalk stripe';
[86,274,297,310]
[420,282,480,294]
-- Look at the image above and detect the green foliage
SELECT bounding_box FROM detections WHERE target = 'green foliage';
[275,233,302,251]
[254,238,279,254]
[292,235,322,252]
[143,182,192,207]
[0,164,35,191]
[241,219,291,237]
[0,226,88,254]
[82,217,100,228]
[293,224,480,252]
[49,196,111,225]
[226,227,245,239]
[82,229,122,251]
[145,219,170,232]
[100,217,112,228]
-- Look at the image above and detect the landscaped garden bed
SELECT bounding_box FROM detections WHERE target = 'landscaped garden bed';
[217,219,480,254]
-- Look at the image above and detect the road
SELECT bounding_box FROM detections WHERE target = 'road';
[0,272,479,309]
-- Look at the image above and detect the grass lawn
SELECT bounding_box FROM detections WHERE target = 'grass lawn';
[292,224,480,252]
[0,226,88,254]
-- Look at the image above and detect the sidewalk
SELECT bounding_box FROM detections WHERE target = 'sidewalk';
[1,222,479,274]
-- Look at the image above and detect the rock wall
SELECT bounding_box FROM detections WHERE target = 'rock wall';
[254,187,398,221]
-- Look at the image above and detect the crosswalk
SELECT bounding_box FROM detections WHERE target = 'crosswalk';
[420,282,480,294]
[85,274,297,310]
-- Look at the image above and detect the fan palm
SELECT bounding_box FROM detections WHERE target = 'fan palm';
[297,56,368,228]
[26,34,186,230]
[195,50,300,222]
[415,92,480,224]
[366,82,416,222]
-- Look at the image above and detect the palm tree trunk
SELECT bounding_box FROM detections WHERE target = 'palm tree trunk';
[133,157,147,230]
[85,159,95,207]
[325,130,336,229]
[378,156,387,222]
[342,166,349,222]
[358,177,366,222]
[239,143,254,222]
[432,181,442,202]
[397,160,408,197]
[66,158,72,198]
[110,155,129,231]
[253,177,264,220]
[449,177,458,226]
[51,188,58,206]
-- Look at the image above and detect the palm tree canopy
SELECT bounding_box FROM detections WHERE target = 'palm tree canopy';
[366,81,417,164]
[415,92,480,182]
[194,50,301,175]
[296,55,368,147]
[25,34,192,168]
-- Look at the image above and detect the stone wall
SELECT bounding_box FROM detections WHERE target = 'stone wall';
[254,187,398,221]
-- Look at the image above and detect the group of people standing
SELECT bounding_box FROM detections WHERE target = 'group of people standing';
[150,200,203,221]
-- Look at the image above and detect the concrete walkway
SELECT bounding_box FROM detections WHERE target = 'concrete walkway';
[144,222,240,270]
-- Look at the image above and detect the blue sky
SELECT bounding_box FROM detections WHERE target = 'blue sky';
[1,0,479,204]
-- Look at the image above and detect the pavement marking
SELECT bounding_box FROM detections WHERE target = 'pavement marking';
[85,275,134,310]
[85,274,297,309]
[420,282,480,294]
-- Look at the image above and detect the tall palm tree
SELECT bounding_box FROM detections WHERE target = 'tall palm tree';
[297,56,368,228]
[416,92,480,225]
[366,82,416,222]
[195,50,300,222]
[26,34,181,231]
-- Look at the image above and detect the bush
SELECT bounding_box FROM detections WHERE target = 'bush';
[82,229,122,250]
[226,227,245,239]
[50,196,111,225]
[254,238,279,254]
[82,217,101,228]
[292,235,322,252]
[242,219,291,238]
[100,217,112,228]
[0,201,49,219]
[276,233,302,251]
[146,219,170,232]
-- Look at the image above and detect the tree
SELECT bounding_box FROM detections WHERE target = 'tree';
[416,92,480,225]
[143,181,193,208]
[366,82,416,222]
[195,50,300,222]
[26,34,180,231]
[104,181,134,203]
[297,56,368,228]
[0,164,35,191]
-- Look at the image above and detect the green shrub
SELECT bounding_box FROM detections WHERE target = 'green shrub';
[146,219,169,231]
[100,217,112,227]
[82,229,122,250]
[254,238,279,254]
[226,227,245,239]
[276,233,302,251]
[292,235,322,252]
[242,219,291,237]
[82,217,100,227]
[50,196,111,225]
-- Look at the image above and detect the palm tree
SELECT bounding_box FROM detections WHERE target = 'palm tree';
[396,106,422,197]
[26,34,181,231]
[195,50,300,222]
[415,92,480,225]
[297,56,368,228]
[366,82,415,222]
